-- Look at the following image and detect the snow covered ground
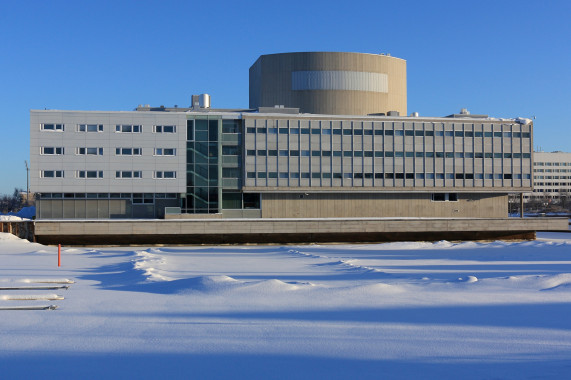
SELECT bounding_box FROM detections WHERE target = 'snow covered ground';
[1,232,571,379]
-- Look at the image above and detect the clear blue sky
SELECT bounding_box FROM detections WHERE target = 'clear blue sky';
[0,0,569,195]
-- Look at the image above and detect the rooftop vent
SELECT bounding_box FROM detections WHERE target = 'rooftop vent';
[460,108,470,115]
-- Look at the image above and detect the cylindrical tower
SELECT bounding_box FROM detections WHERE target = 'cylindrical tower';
[249,52,407,116]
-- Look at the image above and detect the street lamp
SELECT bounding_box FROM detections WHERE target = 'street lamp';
[24,160,29,205]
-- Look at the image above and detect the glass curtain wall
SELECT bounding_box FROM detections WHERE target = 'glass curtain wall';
[185,117,221,213]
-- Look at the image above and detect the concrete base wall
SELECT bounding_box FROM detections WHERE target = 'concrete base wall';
[261,193,508,218]
[33,217,567,245]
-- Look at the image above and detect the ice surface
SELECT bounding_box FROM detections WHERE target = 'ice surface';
[0,232,571,379]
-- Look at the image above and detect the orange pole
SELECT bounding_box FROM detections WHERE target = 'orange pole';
[58,244,61,267]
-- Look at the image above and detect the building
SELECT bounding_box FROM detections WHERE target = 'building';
[29,52,567,243]
[31,106,534,220]
[527,151,571,205]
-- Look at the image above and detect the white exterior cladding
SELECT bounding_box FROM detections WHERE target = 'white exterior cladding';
[529,151,571,199]
[30,110,187,194]
[242,114,533,191]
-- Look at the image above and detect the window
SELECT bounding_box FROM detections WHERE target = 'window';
[154,125,176,133]
[41,123,64,131]
[154,171,176,179]
[222,168,239,178]
[279,128,289,134]
[40,170,64,178]
[154,148,176,156]
[115,171,142,178]
[77,124,103,132]
[222,146,239,155]
[115,125,141,133]
[76,170,103,178]
[40,147,64,155]
[432,193,458,202]
[116,148,142,156]
[77,147,104,155]
[133,193,154,204]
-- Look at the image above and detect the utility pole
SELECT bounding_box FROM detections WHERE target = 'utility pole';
[24,160,29,205]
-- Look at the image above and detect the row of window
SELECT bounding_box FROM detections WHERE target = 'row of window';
[534,168,571,173]
[246,127,530,138]
[246,172,530,180]
[246,149,532,159]
[37,192,178,204]
[40,124,177,133]
[40,147,176,156]
[534,176,571,179]
[535,162,571,166]
[535,182,571,187]
[40,170,177,179]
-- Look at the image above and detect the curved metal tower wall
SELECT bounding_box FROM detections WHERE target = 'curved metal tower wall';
[249,52,407,116]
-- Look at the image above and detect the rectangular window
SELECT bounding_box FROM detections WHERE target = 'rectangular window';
[154,125,176,133]
[115,171,142,179]
[40,170,64,178]
[222,168,240,178]
[115,148,142,156]
[115,125,142,133]
[154,148,176,156]
[278,127,289,134]
[77,124,103,132]
[432,193,458,202]
[222,146,239,155]
[154,171,176,179]
[40,147,64,155]
[76,170,103,179]
[77,147,104,155]
[41,123,64,131]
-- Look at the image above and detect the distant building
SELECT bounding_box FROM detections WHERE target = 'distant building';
[526,151,571,204]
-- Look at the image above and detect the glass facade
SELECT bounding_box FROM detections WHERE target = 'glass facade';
[184,117,221,213]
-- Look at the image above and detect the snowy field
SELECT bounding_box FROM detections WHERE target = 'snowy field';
[1,232,571,379]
